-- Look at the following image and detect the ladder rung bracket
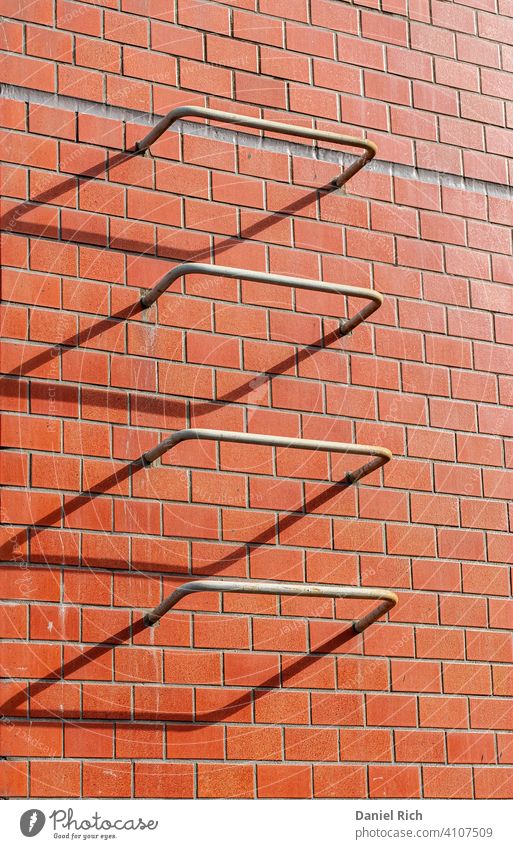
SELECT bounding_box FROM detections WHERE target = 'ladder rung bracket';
[142,428,392,485]
[130,105,377,188]
[143,579,398,633]
[140,261,382,336]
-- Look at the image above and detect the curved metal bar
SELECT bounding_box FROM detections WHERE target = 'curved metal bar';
[143,578,397,633]
[142,428,392,485]
[131,105,377,188]
[140,261,382,336]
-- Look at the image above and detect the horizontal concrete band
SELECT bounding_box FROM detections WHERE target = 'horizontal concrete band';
[2,82,512,201]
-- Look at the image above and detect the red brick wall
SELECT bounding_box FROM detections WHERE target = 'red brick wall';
[1,0,512,799]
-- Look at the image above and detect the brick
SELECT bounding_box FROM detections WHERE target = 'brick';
[310,0,357,31]
[281,653,335,689]
[474,767,513,798]
[83,762,132,798]
[396,729,445,762]
[198,763,253,798]
[462,499,508,531]
[417,627,465,660]
[464,149,508,184]
[367,694,417,727]
[152,22,203,59]
[164,650,221,685]
[289,23,335,59]
[1,20,24,54]
[107,75,150,111]
[195,614,249,649]
[413,81,458,117]
[471,698,513,730]
[134,686,192,721]
[135,763,194,798]
[227,725,282,761]
[65,723,114,758]
[440,596,487,628]
[463,563,509,597]
[0,761,27,797]
[494,667,513,698]
[430,397,477,432]
[424,766,473,798]
[289,83,337,120]
[75,36,120,74]
[314,764,366,798]
[387,524,436,557]
[379,391,427,425]
[313,58,360,95]
[310,691,363,725]
[411,21,455,57]
[443,662,491,696]
[30,604,79,641]
[178,0,230,33]
[0,720,62,757]
[457,433,503,467]
[115,646,161,682]
[285,727,338,761]
[467,631,513,663]
[420,696,469,728]
[369,765,420,798]
[257,764,311,798]
[236,71,286,108]
[483,469,513,500]
[1,53,55,93]
[172,725,224,761]
[105,10,148,46]
[31,761,80,797]
[487,534,513,565]
[498,734,513,764]
[116,725,164,759]
[254,691,309,726]
[233,11,283,46]
[82,684,130,719]
[260,46,309,82]
[340,728,391,761]
[260,0,308,21]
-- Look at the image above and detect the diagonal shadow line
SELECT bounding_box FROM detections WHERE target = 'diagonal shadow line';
[1,143,335,259]
[4,319,343,399]
[2,454,353,572]
[1,143,332,231]
[4,301,144,379]
[0,150,130,238]
[5,308,343,405]
[1,155,357,724]
[191,325,344,414]
[2,180,333,277]
[184,476,354,579]
[1,380,187,434]
[4,167,342,384]
[0,620,357,723]
[2,459,145,559]
[0,474,359,720]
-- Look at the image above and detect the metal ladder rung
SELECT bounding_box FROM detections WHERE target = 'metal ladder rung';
[126,105,399,643]
[143,579,398,633]
[142,427,392,485]
[140,261,382,336]
[129,105,376,188]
